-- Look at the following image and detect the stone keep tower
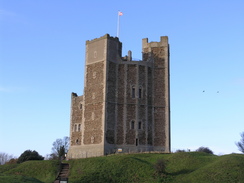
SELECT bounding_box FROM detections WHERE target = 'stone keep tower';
[67,34,170,159]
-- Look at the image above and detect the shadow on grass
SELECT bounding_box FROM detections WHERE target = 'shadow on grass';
[130,157,152,166]
[155,169,194,183]
[168,169,194,176]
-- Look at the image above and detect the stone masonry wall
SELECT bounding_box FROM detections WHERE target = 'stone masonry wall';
[116,104,124,144]
[147,67,153,145]
[126,104,136,145]
[152,47,167,147]
[138,105,146,145]
[106,61,117,144]
[70,95,83,146]
[138,65,146,105]
[126,64,137,104]
[83,61,104,145]
[126,64,137,145]
[116,64,125,145]
[117,64,125,104]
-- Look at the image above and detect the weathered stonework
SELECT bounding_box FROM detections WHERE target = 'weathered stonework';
[67,34,170,159]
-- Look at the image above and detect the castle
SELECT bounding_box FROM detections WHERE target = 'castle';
[67,34,170,159]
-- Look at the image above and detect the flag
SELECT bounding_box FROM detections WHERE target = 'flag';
[118,11,123,16]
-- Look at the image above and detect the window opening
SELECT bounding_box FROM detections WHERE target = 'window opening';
[78,124,81,131]
[131,120,135,130]
[138,121,142,130]
[136,138,138,146]
[74,124,77,132]
[91,136,95,144]
[76,139,79,144]
[139,87,142,98]
[132,86,135,98]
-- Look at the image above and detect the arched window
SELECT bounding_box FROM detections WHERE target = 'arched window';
[74,124,77,132]
[76,139,79,144]
[79,103,82,110]
[78,124,81,131]
[139,86,142,98]
[131,120,135,130]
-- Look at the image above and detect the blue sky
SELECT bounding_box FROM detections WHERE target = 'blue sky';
[0,0,243,157]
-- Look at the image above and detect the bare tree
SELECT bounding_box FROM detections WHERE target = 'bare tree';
[236,132,244,153]
[0,152,14,165]
[51,136,69,160]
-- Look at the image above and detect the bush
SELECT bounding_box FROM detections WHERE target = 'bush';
[196,147,213,154]
[175,149,186,153]
[154,159,167,175]
[17,150,44,163]
[5,158,18,164]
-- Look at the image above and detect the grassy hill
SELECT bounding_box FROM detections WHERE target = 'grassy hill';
[0,160,59,183]
[0,152,243,183]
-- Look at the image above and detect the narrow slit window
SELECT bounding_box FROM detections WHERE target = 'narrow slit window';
[138,121,142,130]
[78,124,81,131]
[74,124,77,132]
[139,86,142,98]
[131,120,135,130]
[132,86,135,98]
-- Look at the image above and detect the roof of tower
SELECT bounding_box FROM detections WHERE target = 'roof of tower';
[86,34,121,45]
[142,36,168,48]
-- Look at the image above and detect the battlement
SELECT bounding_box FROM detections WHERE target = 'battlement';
[86,34,120,45]
[142,36,168,49]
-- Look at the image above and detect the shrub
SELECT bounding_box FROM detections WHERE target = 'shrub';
[154,159,167,175]
[17,150,44,163]
[175,149,186,153]
[5,158,18,164]
[196,147,213,154]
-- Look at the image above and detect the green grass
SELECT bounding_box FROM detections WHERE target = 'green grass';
[0,153,243,183]
[67,152,244,183]
[0,160,59,183]
[67,153,163,183]
[0,174,43,183]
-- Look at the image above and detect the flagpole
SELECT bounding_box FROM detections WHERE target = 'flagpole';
[117,11,120,38]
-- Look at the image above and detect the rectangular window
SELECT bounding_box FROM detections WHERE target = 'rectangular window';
[132,87,135,98]
[138,121,142,130]
[139,88,142,98]
[78,124,81,131]
[131,120,135,129]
